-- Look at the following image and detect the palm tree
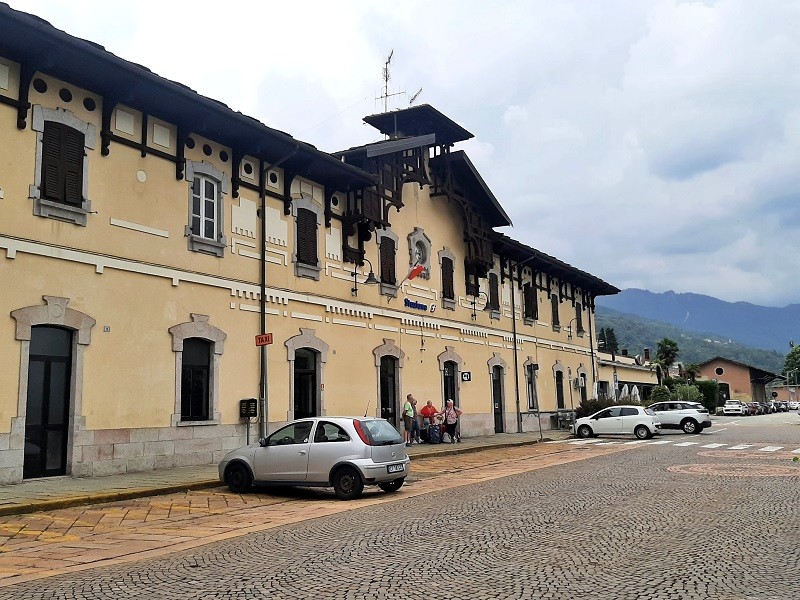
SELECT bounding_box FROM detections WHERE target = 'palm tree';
[683,362,701,384]
[656,338,679,377]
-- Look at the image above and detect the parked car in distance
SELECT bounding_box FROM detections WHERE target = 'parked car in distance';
[218,417,410,500]
[647,401,712,434]
[759,402,769,414]
[746,402,760,415]
[575,405,661,440]
[789,401,799,410]
[722,401,747,416]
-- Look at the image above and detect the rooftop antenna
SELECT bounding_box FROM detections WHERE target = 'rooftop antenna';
[409,87,423,106]
[377,49,405,113]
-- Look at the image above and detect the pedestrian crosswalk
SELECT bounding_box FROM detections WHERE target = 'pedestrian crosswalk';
[546,438,800,453]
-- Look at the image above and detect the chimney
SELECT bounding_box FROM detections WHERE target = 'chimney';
[644,348,651,361]
[621,349,628,356]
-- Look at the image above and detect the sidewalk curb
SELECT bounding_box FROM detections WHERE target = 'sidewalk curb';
[0,435,571,517]
[408,435,561,460]
[0,480,221,517]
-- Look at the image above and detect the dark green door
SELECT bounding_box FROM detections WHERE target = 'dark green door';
[24,326,72,479]
[379,356,397,425]
[492,365,504,433]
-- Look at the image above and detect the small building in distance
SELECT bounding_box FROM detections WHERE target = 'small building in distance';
[697,357,780,404]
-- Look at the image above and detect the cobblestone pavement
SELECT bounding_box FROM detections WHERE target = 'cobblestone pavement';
[0,422,798,599]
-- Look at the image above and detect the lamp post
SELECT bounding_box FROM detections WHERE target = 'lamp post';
[351,258,379,296]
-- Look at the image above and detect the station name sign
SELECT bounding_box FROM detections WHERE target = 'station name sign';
[404,298,435,312]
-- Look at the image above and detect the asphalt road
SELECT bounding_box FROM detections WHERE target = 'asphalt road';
[0,413,798,600]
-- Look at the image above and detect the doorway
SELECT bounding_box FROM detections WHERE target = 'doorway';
[443,360,459,406]
[24,326,73,479]
[492,365,504,433]
[379,356,398,426]
[294,348,318,419]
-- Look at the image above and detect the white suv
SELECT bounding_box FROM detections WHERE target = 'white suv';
[722,401,747,416]
[648,401,712,434]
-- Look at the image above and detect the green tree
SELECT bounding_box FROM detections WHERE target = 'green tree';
[597,327,607,351]
[605,327,619,353]
[683,362,701,383]
[784,346,800,384]
[656,338,679,372]
[697,380,720,413]
[673,384,701,402]
[649,385,671,404]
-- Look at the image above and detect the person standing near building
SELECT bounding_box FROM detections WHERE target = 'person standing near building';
[410,397,421,444]
[438,399,462,444]
[402,394,414,446]
[419,399,438,443]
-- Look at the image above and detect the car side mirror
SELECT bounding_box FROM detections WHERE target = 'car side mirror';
[258,437,267,447]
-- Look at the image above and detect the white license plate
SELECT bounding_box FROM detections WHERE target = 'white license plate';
[387,463,405,474]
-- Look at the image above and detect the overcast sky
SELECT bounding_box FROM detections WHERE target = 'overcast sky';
[11,0,800,307]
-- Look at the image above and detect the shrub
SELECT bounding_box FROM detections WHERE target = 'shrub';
[575,396,615,419]
[696,380,720,414]
[672,384,701,403]
[649,386,671,404]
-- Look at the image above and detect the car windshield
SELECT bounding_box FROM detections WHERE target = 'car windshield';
[644,408,655,416]
[360,419,403,446]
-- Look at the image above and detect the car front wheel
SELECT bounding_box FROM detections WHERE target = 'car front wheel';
[681,419,700,434]
[577,425,594,438]
[378,478,405,493]
[634,425,651,440]
[225,463,252,493]
[332,467,364,500]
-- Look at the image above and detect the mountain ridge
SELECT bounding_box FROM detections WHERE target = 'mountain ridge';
[595,288,799,353]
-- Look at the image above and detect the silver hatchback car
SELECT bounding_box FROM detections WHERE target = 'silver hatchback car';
[218,417,410,500]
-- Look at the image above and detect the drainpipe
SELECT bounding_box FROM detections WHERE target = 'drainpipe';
[258,145,300,439]
[510,255,538,436]
[588,294,597,396]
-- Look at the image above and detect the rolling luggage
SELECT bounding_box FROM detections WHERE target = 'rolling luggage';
[426,423,442,444]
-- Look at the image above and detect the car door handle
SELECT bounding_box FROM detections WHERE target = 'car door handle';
[299,450,307,455]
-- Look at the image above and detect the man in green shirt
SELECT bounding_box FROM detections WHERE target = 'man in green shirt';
[402,394,414,446]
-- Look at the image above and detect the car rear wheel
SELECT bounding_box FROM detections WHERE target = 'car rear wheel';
[225,463,252,493]
[634,425,651,440]
[577,425,594,438]
[378,478,405,493]
[332,467,364,500]
[681,419,699,434]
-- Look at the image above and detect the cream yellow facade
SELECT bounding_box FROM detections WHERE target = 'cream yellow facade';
[0,5,618,483]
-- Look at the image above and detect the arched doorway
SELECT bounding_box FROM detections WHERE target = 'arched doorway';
[294,348,318,419]
[379,356,398,426]
[492,365,504,433]
[24,326,73,479]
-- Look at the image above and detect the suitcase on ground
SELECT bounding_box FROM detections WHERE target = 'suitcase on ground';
[426,423,442,444]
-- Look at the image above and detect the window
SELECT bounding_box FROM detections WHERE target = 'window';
[523,283,537,322]
[181,338,210,421]
[620,407,638,417]
[555,370,565,410]
[526,364,538,410]
[267,422,313,446]
[41,122,84,206]
[488,273,500,311]
[464,260,479,297]
[715,367,724,376]
[185,161,228,257]
[575,303,584,334]
[30,105,95,226]
[380,236,397,285]
[441,257,454,301]
[296,208,318,266]
[292,195,323,280]
[580,373,587,403]
[407,228,432,279]
[551,294,560,330]
[314,422,350,443]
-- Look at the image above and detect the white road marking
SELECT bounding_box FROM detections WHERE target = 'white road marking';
[729,444,753,450]
[711,428,727,433]
[594,442,621,446]
[545,440,569,444]
[759,446,783,452]
[793,449,800,454]
[648,440,673,445]
[623,440,650,445]
[701,443,727,448]
[568,439,601,445]
[673,442,699,447]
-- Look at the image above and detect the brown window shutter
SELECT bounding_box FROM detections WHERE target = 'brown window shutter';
[296,208,317,266]
[380,238,396,284]
[524,284,537,320]
[41,122,64,202]
[489,273,499,310]
[441,257,454,299]
[63,128,85,206]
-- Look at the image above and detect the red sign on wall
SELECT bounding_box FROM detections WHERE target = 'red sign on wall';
[255,333,273,346]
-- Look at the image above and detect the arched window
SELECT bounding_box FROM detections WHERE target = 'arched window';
[555,370,565,410]
[181,338,211,421]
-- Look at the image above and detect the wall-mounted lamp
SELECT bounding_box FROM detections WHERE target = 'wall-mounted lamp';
[470,291,491,321]
[351,258,379,297]
[567,317,578,340]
